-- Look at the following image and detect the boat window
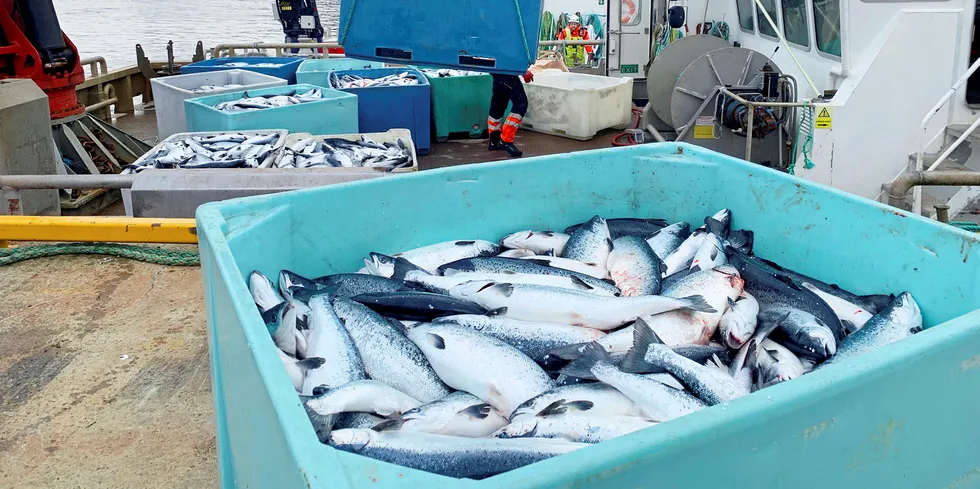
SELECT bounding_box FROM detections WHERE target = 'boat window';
[622,0,641,26]
[813,0,842,56]
[781,0,810,47]
[736,0,755,31]
[756,0,780,38]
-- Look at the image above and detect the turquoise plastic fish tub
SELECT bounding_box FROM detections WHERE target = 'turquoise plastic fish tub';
[295,58,385,86]
[196,143,980,489]
[184,84,359,135]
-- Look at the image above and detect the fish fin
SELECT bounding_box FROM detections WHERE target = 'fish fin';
[704,217,730,239]
[536,399,568,416]
[709,247,719,261]
[525,258,554,267]
[501,270,518,275]
[756,311,791,343]
[758,257,786,272]
[486,307,508,317]
[620,319,661,373]
[426,333,446,350]
[607,237,615,251]
[727,297,737,309]
[492,283,515,297]
[487,384,507,412]
[744,340,763,390]
[261,302,285,326]
[391,257,423,281]
[561,400,595,413]
[840,319,857,335]
[455,240,476,246]
[541,231,555,237]
[559,342,610,380]
[727,230,755,254]
[372,418,406,432]
[543,249,556,256]
[296,357,325,371]
[296,315,310,331]
[678,295,717,313]
[601,278,618,286]
[549,342,587,361]
[459,403,492,419]
[774,274,803,291]
[569,275,594,290]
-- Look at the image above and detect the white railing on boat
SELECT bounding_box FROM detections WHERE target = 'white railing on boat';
[210,40,604,59]
[912,55,980,214]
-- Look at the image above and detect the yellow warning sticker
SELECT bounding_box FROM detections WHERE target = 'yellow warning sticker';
[815,107,833,129]
[694,116,715,139]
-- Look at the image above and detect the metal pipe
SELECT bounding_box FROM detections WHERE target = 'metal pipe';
[887,171,980,209]
[210,42,343,58]
[829,0,851,82]
[538,40,605,46]
[79,56,108,77]
[935,205,950,224]
[0,174,135,189]
[645,124,667,143]
[719,88,811,108]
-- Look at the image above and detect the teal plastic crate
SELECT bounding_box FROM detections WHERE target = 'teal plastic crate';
[184,84,358,135]
[422,71,493,140]
[197,143,980,489]
[296,58,385,86]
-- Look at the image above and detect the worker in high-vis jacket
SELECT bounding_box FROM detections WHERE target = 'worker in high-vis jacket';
[558,15,593,66]
[487,70,534,158]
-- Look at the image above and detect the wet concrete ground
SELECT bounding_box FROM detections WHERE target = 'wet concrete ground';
[0,248,216,488]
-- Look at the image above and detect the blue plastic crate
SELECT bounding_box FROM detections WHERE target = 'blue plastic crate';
[181,57,305,83]
[331,68,432,154]
[338,0,543,75]
[296,58,384,86]
[184,84,358,135]
[197,142,980,489]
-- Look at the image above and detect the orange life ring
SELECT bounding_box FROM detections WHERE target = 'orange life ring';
[621,0,637,23]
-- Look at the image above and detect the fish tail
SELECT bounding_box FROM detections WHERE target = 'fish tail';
[620,318,664,373]
[372,418,406,432]
[549,342,589,361]
[678,295,717,313]
[559,342,611,381]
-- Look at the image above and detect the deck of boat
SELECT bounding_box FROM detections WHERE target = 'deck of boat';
[0,101,622,488]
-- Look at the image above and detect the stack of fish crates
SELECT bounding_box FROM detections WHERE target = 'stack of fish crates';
[420,69,493,141]
[150,69,288,140]
[183,84,358,135]
[181,57,306,83]
[329,68,432,154]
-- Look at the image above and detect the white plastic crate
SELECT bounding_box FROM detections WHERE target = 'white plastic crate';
[150,70,287,140]
[133,130,289,170]
[277,128,418,173]
[522,70,634,141]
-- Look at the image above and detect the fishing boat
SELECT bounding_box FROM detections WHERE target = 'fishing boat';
[1,0,979,487]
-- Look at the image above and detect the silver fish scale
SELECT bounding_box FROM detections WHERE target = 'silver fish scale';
[644,343,748,405]
[432,315,605,364]
[562,216,612,267]
[646,222,690,260]
[822,292,922,366]
[409,324,555,416]
[438,257,618,294]
[305,296,365,389]
[333,299,450,402]
[608,235,663,296]
[330,430,586,479]
[585,361,706,422]
[499,413,655,444]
